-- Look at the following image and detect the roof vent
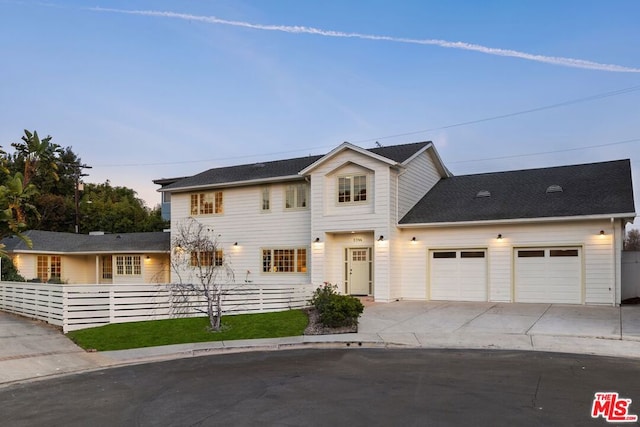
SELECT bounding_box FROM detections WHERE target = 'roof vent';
[546,185,563,193]
[476,190,491,198]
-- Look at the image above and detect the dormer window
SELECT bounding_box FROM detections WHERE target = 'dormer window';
[546,185,563,193]
[338,175,367,204]
[476,190,491,198]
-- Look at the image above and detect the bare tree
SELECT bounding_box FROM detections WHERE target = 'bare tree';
[624,228,640,251]
[170,218,234,331]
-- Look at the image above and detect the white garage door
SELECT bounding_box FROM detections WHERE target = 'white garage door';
[430,250,487,301]
[514,248,582,304]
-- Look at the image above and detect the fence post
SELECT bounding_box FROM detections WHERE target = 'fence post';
[62,285,69,333]
[109,285,116,324]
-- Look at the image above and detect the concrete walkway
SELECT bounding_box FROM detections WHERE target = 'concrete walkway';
[1,301,640,387]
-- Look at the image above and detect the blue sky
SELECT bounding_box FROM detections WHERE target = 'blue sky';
[1,1,639,217]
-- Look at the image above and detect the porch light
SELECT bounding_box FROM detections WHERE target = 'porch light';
[497,234,503,240]
[378,235,384,241]
[599,230,605,238]
[411,237,417,242]
[146,256,150,260]
[234,242,238,246]
[314,237,320,243]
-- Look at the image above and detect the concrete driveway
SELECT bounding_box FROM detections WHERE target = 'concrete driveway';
[0,312,109,384]
[352,301,640,357]
[1,301,639,386]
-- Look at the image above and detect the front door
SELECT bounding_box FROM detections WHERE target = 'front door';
[348,247,372,295]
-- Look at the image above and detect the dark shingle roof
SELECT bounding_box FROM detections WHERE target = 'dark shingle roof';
[163,141,432,191]
[400,159,635,224]
[368,141,430,163]
[163,155,323,191]
[1,231,170,253]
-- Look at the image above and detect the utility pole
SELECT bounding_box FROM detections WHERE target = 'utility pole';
[73,163,92,234]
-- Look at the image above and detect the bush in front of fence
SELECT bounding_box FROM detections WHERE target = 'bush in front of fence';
[310,283,364,328]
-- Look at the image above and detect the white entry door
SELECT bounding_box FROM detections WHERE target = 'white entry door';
[348,248,372,295]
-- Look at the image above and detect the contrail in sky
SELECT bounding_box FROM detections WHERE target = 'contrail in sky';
[90,7,640,73]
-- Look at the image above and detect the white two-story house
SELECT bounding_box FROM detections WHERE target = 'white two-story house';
[157,141,635,306]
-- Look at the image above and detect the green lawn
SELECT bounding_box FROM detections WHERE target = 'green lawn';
[66,309,309,351]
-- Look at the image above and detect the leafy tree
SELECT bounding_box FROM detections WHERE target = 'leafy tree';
[3,130,167,234]
[624,229,640,251]
[79,181,168,233]
[11,130,63,187]
[0,172,38,253]
[1,255,25,281]
[32,193,75,232]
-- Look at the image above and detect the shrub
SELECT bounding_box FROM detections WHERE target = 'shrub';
[1,256,25,281]
[310,283,364,328]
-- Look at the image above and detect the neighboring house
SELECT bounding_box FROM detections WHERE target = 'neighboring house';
[153,176,188,221]
[1,230,170,284]
[158,141,635,305]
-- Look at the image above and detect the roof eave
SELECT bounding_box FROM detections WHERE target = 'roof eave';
[398,212,637,228]
[401,142,450,178]
[9,250,170,255]
[161,174,306,193]
[299,142,397,175]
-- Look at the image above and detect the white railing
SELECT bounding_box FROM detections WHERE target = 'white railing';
[0,282,314,332]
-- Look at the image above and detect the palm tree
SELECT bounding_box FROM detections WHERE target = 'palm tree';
[11,130,63,187]
[0,172,38,253]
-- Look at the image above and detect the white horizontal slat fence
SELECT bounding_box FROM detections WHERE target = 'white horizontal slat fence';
[0,282,314,332]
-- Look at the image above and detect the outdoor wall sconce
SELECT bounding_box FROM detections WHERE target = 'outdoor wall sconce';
[599,230,605,237]
[411,237,417,242]
[234,242,238,246]
[378,235,384,241]
[314,237,320,243]
[146,256,150,260]
[497,234,503,240]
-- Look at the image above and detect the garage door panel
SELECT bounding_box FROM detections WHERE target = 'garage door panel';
[430,250,487,302]
[515,247,581,304]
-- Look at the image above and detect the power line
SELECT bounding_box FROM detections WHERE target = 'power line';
[93,83,640,168]
[448,138,640,165]
[352,84,640,143]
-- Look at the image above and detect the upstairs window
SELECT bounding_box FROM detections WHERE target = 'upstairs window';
[285,183,309,209]
[190,191,223,215]
[338,175,367,204]
[261,187,270,211]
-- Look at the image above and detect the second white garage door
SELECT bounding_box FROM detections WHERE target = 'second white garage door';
[514,247,582,304]
[430,249,487,301]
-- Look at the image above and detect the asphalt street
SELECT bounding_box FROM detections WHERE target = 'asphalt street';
[2,348,639,427]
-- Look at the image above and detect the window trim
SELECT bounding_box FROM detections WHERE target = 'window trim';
[190,191,224,216]
[261,247,308,273]
[284,183,309,210]
[261,186,271,212]
[115,255,142,276]
[337,174,368,205]
[190,250,224,267]
[37,255,62,282]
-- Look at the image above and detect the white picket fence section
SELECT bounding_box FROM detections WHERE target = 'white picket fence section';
[0,282,314,332]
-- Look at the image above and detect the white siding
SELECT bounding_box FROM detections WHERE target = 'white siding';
[143,255,170,283]
[63,255,94,283]
[398,149,443,219]
[398,219,621,305]
[171,183,311,286]
[308,149,395,300]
